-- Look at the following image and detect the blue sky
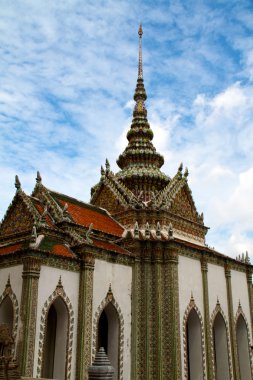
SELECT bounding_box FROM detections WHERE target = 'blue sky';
[1,0,253,260]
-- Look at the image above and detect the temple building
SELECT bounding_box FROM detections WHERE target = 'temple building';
[0,26,252,380]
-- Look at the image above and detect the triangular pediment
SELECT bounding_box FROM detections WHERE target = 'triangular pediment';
[0,192,39,236]
[169,184,200,223]
[92,183,126,214]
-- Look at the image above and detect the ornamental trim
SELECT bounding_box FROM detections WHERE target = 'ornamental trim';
[210,302,233,379]
[182,296,207,380]
[0,278,19,357]
[234,302,253,374]
[36,278,74,380]
[92,289,124,380]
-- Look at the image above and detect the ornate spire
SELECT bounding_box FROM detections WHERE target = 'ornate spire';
[138,24,143,79]
[116,26,169,195]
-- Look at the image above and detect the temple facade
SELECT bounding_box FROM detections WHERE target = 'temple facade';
[0,26,252,380]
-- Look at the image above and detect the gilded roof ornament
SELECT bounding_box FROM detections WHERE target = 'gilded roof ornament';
[145,222,150,238]
[36,171,42,184]
[134,221,139,238]
[156,222,161,238]
[105,158,110,173]
[15,175,21,191]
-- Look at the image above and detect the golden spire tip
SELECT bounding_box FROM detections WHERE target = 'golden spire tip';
[138,24,143,37]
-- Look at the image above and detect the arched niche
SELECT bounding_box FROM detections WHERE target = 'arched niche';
[236,313,252,379]
[93,286,124,380]
[97,302,120,380]
[42,296,69,380]
[186,308,204,380]
[0,295,14,334]
[0,278,19,357]
[212,312,230,380]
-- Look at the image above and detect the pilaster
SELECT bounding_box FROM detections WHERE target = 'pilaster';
[131,255,142,380]
[201,257,214,380]
[18,256,41,377]
[143,243,151,380]
[153,244,163,380]
[225,264,240,379]
[76,252,95,380]
[246,267,253,339]
[162,243,181,380]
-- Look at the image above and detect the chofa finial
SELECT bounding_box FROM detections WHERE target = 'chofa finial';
[15,175,21,191]
[36,171,42,184]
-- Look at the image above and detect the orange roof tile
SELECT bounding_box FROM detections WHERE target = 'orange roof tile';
[54,196,124,237]
[51,244,75,258]
[0,243,23,256]
[92,239,129,255]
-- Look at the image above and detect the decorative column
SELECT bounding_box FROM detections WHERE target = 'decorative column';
[162,243,181,380]
[201,256,214,380]
[246,267,253,339]
[76,252,95,380]
[225,263,240,379]
[152,243,163,380]
[131,252,142,380]
[18,257,41,377]
[143,242,151,380]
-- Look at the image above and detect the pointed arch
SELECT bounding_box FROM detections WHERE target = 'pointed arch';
[92,288,124,380]
[36,279,74,380]
[210,303,233,380]
[235,304,253,379]
[0,277,19,356]
[182,297,206,380]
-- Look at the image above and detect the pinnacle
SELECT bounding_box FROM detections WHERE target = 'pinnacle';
[116,26,168,193]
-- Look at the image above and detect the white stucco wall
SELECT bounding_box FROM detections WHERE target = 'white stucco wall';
[231,269,252,341]
[92,259,132,380]
[33,265,79,380]
[208,263,228,319]
[178,255,204,378]
[0,265,23,303]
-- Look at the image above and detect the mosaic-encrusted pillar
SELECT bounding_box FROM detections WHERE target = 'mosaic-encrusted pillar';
[246,267,253,339]
[143,243,152,380]
[225,264,240,379]
[152,244,163,380]
[162,243,181,380]
[76,252,95,380]
[131,254,142,380]
[18,257,41,377]
[201,257,214,380]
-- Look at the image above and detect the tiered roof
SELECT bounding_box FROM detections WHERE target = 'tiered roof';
[0,173,129,259]
[90,26,207,247]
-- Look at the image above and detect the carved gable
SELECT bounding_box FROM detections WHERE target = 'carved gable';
[0,199,34,236]
[169,185,198,222]
[94,185,125,214]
